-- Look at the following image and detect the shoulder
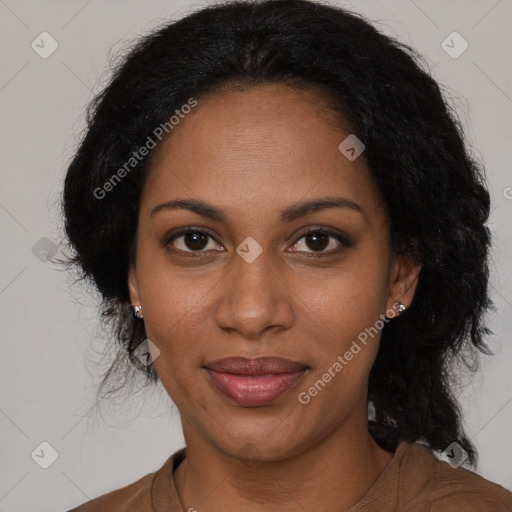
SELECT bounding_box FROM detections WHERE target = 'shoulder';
[65,471,156,512]
[428,457,512,511]
[64,448,183,512]
[400,442,512,511]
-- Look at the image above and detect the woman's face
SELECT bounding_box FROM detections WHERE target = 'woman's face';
[129,83,420,460]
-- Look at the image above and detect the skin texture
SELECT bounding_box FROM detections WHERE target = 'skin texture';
[128,83,422,512]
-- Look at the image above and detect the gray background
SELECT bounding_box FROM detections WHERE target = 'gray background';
[0,0,511,510]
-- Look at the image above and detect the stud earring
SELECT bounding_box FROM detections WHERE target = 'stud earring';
[134,305,144,319]
[385,302,407,320]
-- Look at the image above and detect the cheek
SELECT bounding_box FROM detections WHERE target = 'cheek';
[295,298,383,421]
[144,302,208,416]
[135,241,206,333]
[291,247,389,396]
[294,248,390,343]
[134,260,208,388]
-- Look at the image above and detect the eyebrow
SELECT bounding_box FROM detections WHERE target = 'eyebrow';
[149,196,364,223]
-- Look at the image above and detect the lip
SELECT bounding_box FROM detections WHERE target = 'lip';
[206,356,307,375]
[204,357,308,407]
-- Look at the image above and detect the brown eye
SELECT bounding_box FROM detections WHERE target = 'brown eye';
[290,228,352,256]
[304,232,330,251]
[167,229,223,254]
[183,232,209,251]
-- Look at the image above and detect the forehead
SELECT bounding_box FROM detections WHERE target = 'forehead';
[141,83,385,223]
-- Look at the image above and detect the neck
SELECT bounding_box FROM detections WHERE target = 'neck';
[173,419,394,512]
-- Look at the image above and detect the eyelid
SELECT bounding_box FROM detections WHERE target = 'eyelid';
[288,226,353,256]
[290,225,353,245]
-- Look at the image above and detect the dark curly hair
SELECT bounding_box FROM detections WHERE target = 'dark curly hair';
[60,0,493,466]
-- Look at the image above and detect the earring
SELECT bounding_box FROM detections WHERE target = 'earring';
[134,305,144,319]
[385,302,407,319]
[396,302,406,314]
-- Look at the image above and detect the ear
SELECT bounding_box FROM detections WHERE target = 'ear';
[128,264,141,306]
[385,252,422,315]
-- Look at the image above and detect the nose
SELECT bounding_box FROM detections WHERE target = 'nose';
[214,248,294,340]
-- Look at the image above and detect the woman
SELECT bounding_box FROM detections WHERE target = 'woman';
[62,0,512,510]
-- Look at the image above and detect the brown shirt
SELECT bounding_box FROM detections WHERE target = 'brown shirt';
[67,441,512,511]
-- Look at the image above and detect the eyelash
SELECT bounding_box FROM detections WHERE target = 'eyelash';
[164,226,353,258]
